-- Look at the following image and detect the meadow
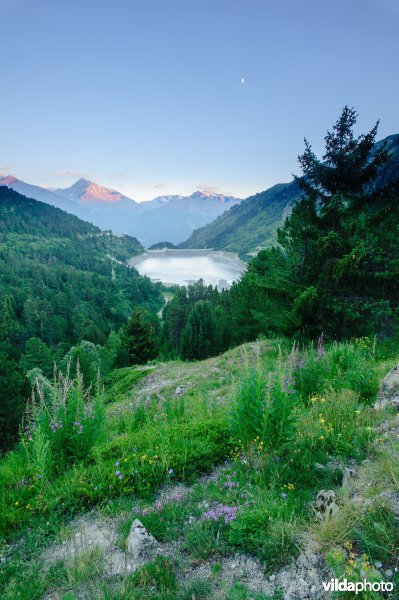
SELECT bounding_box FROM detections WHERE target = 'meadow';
[1,336,398,598]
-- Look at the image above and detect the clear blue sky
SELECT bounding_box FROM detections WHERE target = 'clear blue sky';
[1,0,398,200]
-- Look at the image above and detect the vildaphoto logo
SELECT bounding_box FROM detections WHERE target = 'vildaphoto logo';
[322,578,394,595]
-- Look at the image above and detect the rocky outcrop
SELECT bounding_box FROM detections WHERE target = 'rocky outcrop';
[126,519,158,560]
[374,363,399,410]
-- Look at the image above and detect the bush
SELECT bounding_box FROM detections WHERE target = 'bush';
[229,503,300,573]
[230,361,297,452]
[295,341,379,404]
[23,367,104,474]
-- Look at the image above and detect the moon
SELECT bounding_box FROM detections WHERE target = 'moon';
[241,77,245,84]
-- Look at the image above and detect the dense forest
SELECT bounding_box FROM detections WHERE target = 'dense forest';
[0,190,163,448]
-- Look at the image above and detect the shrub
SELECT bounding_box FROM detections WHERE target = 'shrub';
[230,361,297,452]
[23,367,104,474]
[229,503,300,573]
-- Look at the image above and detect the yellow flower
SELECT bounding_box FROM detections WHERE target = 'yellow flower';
[26,504,31,509]
[287,483,295,490]
[15,501,19,506]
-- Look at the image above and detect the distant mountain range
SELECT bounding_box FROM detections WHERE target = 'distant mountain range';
[2,134,397,257]
[181,133,399,259]
[0,176,241,247]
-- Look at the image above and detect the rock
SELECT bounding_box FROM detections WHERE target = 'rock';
[374,363,399,410]
[315,490,340,519]
[342,466,357,487]
[385,569,393,578]
[126,519,157,559]
[174,385,187,397]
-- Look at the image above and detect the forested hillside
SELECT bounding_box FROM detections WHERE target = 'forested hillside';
[0,188,163,448]
[180,181,301,259]
[181,133,399,260]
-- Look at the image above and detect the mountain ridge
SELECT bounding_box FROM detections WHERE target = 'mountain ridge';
[0,175,241,246]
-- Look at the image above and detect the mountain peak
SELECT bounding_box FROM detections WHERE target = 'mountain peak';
[56,179,136,205]
[0,175,19,185]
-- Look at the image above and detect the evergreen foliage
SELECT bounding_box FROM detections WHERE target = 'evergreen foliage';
[180,300,216,360]
[124,307,159,365]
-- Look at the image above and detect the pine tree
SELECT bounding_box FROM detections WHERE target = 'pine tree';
[180,300,216,360]
[124,308,159,365]
[277,106,396,338]
[0,295,28,449]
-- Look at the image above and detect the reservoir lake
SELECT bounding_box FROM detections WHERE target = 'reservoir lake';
[128,249,246,289]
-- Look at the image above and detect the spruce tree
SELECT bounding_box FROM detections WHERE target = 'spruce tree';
[278,106,396,338]
[124,308,159,365]
[180,300,216,360]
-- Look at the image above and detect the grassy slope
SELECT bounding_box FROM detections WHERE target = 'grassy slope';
[1,338,399,599]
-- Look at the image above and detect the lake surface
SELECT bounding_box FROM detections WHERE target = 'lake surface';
[128,249,246,289]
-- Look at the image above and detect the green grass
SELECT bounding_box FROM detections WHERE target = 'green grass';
[1,337,398,599]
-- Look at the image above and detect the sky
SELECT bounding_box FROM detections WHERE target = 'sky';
[0,0,398,201]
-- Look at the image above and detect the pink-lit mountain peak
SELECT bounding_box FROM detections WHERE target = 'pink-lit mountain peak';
[56,178,136,205]
[0,175,19,186]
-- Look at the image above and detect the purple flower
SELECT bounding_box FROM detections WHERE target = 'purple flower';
[317,333,325,358]
[202,503,238,524]
[281,492,287,499]
[115,470,121,476]
[115,461,120,467]
[168,468,174,475]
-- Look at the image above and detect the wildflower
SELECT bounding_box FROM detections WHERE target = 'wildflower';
[281,492,287,499]
[168,468,174,475]
[26,504,30,509]
[287,483,295,490]
[202,503,238,524]
[115,461,120,466]
[118,474,123,480]
[37,474,42,480]
[15,501,19,506]
[115,470,121,476]
[317,333,325,358]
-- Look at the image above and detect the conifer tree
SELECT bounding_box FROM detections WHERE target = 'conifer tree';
[180,300,216,360]
[124,308,159,364]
